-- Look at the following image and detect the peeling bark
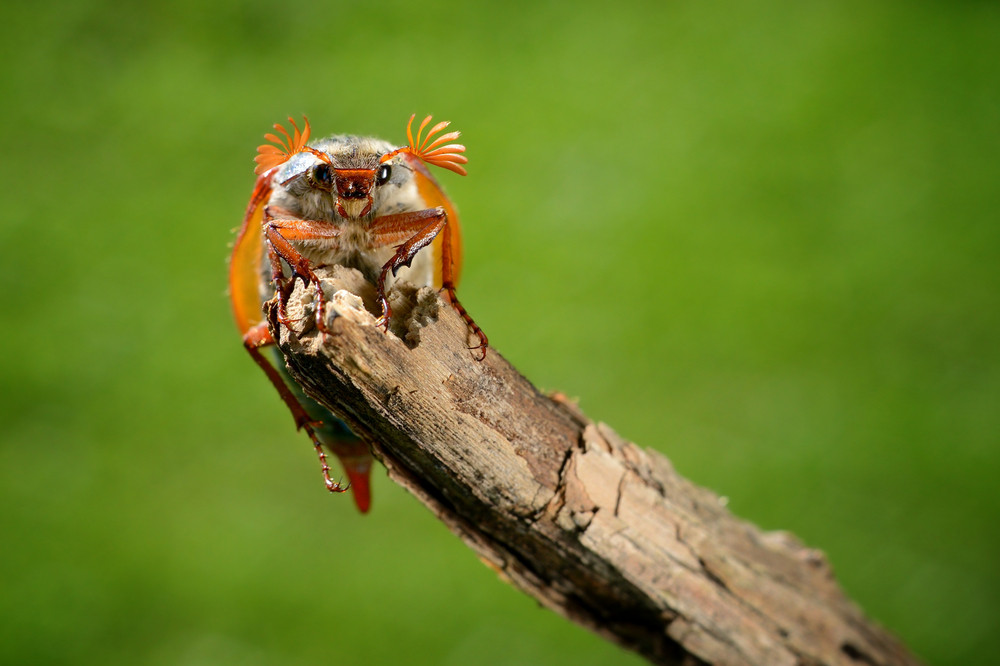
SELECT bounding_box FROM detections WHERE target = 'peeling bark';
[267,266,921,666]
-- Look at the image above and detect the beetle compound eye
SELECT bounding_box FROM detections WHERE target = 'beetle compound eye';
[376,164,392,185]
[311,163,334,189]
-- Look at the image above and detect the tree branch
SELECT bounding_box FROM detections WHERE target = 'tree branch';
[267,266,921,666]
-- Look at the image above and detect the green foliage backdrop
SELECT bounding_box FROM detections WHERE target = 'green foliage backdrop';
[1,2,997,664]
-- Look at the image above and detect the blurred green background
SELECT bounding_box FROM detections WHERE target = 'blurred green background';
[2,1,997,664]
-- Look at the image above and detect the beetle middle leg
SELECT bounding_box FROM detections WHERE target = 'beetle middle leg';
[438,212,488,358]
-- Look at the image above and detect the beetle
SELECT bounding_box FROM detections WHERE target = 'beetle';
[229,114,487,512]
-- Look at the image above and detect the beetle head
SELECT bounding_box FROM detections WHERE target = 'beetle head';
[301,157,378,218]
[254,115,468,220]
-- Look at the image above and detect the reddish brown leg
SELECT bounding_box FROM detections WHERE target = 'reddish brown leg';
[440,218,488,359]
[243,322,348,494]
[369,207,447,330]
[263,215,342,334]
[369,207,488,359]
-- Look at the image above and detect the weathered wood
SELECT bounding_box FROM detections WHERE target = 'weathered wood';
[267,266,921,666]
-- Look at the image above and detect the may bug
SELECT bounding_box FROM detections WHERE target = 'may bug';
[229,114,487,512]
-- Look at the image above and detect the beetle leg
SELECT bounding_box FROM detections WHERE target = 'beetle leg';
[263,217,342,334]
[243,322,348,493]
[368,208,447,331]
[439,215,488,359]
[369,208,488,358]
[264,241,296,329]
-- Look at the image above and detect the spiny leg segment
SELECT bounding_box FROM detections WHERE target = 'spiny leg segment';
[264,212,343,334]
[369,207,488,358]
[243,323,348,493]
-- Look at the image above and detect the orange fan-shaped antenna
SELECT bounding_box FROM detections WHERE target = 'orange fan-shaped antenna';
[402,114,468,176]
[254,116,312,175]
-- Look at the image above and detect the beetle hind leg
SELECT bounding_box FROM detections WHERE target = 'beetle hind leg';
[243,322,349,494]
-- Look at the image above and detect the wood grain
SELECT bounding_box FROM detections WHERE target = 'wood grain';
[267,266,920,666]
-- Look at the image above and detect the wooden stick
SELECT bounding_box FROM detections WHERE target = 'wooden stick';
[266,266,921,666]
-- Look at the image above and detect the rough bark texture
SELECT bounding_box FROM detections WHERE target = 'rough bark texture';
[267,266,921,666]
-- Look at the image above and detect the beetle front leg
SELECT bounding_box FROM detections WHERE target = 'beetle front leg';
[369,208,448,331]
[369,208,488,359]
[263,217,342,334]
